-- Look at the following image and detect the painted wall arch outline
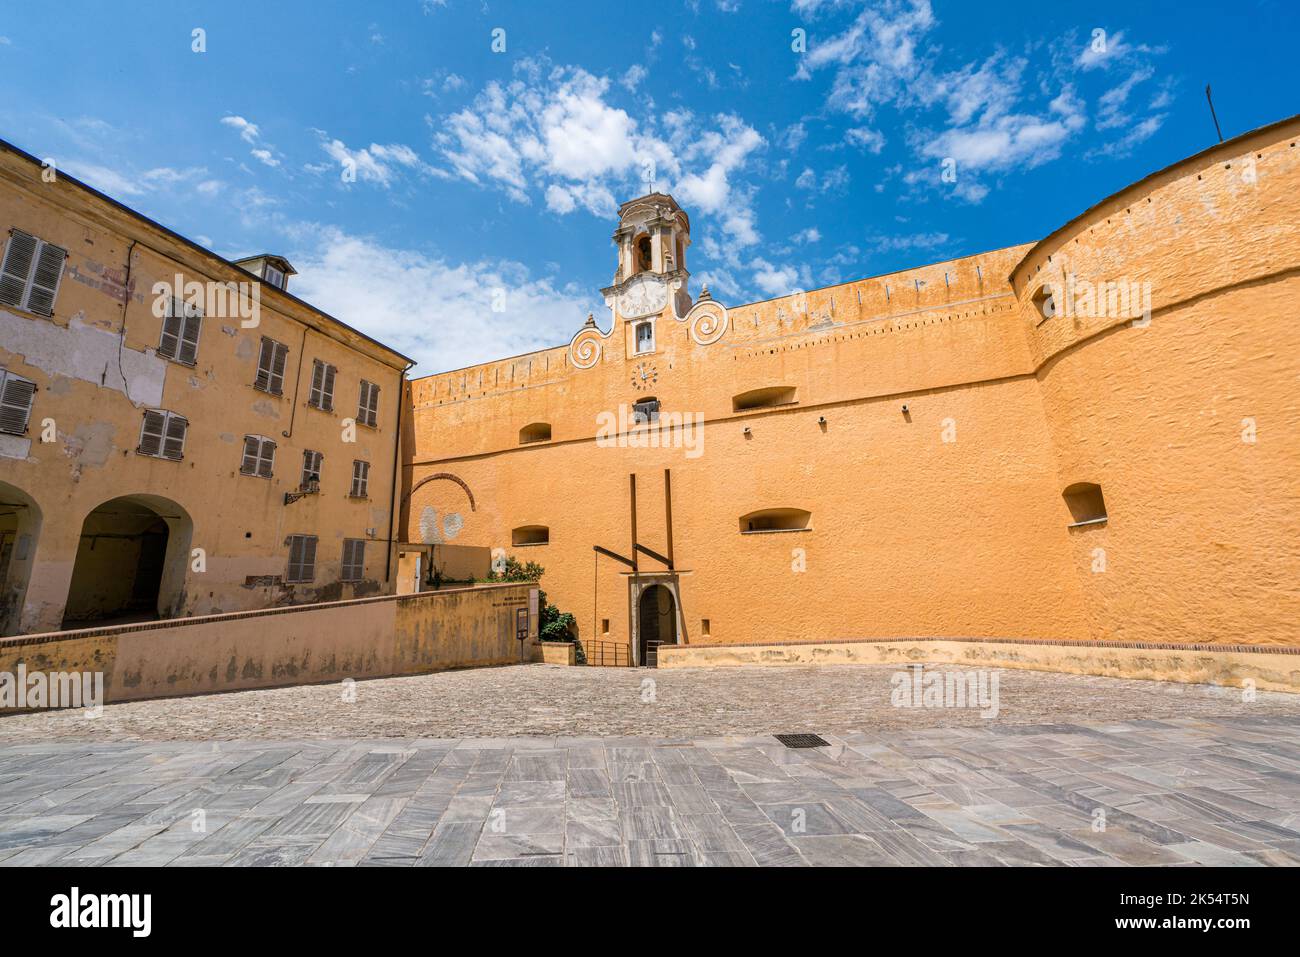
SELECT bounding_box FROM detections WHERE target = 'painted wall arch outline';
[405,472,477,512]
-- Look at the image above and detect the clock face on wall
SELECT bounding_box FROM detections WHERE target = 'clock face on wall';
[618,273,669,319]
[631,361,658,390]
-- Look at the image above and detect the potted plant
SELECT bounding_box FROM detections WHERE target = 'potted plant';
[537,588,581,665]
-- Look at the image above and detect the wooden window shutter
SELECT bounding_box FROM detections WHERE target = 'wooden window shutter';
[309,360,325,407]
[241,435,261,474]
[24,239,67,316]
[257,437,276,478]
[301,449,322,488]
[350,460,370,498]
[179,301,203,365]
[0,230,37,308]
[322,363,336,410]
[341,539,365,581]
[0,370,37,435]
[287,534,318,583]
[158,298,184,360]
[161,413,188,460]
[138,410,167,457]
[358,380,379,427]
[255,338,287,394]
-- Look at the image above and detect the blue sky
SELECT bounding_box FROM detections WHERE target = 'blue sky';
[1,0,1296,374]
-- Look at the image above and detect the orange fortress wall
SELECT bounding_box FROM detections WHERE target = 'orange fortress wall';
[405,118,1300,663]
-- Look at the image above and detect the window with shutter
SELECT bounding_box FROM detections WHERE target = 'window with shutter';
[179,301,202,365]
[157,298,202,365]
[254,337,288,394]
[341,539,365,582]
[161,413,188,460]
[308,360,336,411]
[0,231,36,308]
[286,534,317,583]
[240,435,276,477]
[158,298,184,361]
[0,230,67,316]
[301,450,322,489]
[358,380,379,427]
[138,411,166,457]
[136,410,186,460]
[349,460,370,498]
[0,370,37,436]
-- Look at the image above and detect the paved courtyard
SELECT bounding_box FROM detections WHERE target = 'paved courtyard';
[1,717,1298,866]
[0,664,1298,866]
[3,662,1299,741]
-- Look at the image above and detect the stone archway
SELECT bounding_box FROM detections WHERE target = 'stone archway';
[0,481,42,637]
[632,577,682,667]
[62,494,193,628]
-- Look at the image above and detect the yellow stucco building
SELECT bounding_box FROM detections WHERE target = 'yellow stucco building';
[406,116,1300,666]
[0,139,410,636]
[3,115,1297,678]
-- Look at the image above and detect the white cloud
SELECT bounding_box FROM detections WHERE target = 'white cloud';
[1087,113,1166,159]
[319,138,432,187]
[61,161,207,197]
[793,164,849,194]
[792,227,821,244]
[250,148,280,168]
[1096,67,1153,131]
[221,115,261,144]
[1076,29,1131,71]
[751,257,808,297]
[289,226,593,373]
[434,63,765,243]
[845,127,886,153]
[869,231,949,251]
[621,64,648,91]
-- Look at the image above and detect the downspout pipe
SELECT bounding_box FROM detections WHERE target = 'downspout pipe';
[385,362,413,585]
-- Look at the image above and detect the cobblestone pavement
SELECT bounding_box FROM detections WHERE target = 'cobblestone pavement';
[2,663,1299,742]
[1,716,1298,866]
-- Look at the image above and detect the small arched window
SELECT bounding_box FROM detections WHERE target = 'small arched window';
[739,508,812,534]
[519,422,551,444]
[1063,483,1108,526]
[632,397,660,425]
[732,386,797,412]
[512,525,550,546]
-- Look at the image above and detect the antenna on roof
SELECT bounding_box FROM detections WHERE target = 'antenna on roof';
[1205,85,1224,143]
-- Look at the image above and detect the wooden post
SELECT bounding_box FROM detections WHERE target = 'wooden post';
[664,468,674,568]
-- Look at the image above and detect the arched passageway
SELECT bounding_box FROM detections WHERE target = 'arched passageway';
[62,495,193,629]
[637,583,678,668]
[0,481,42,636]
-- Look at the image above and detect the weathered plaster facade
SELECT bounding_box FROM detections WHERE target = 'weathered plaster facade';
[406,119,1300,663]
[0,141,410,635]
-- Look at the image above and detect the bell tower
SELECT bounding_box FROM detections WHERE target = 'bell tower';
[612,193,690,283]
[603,194,692,324]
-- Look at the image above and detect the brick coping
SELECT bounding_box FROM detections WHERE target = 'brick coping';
[663,636,1300,656]
[0,581,532,649]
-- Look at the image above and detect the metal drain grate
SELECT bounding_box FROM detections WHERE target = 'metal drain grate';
[774,733,830,749]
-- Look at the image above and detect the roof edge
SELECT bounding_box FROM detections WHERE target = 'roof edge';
[1010,112,1300,284]
[0,136,415,369]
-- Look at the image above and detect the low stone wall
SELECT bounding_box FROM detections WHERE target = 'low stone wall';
[656,638,1300,694]
[0,582,539,706]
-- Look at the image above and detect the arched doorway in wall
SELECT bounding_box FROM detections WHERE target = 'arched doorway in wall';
[0,481,42,637]
[62,494,193,629]
[636,582,679,668]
